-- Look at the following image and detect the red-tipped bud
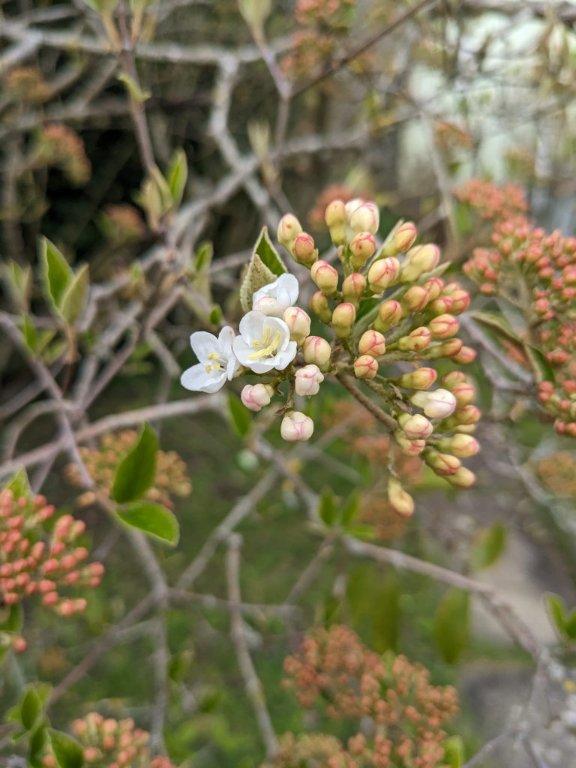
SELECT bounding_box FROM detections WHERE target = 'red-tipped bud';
[392,221,418,252]
[303,335,332,371]
[310,291,332,323]
[399,413,434,439]
[437,434,480,457]
[400,244,440,282]
[331,302,356,337]
[426,451,461,476]
[373,300,403,332]
[451,380,476,406]
[442,371,467,388]
[446,466,476,488]
[353,354,379,380]
[310,260,339,295]
[241,383,273,412]
[292,232,318,266]
[428,297,454,315]
[295,364,324,396]
[350,231,377,268]
[277,213,302,247]
[397,367,437,389]
[283,306,311,345]
[342,272,366,304]
[368,257,401,291]
[423,278,445,301]
[402,285,430,312]
[387,477,414,517]
[347,200,380,234]
[442,283,471,314]
[453,345,477,364]
[454,404,481,425]
[425,338,463,359]
[398,327,432,352]
[394,431,426,456]
[358,330,386,357]
[429,314,459,339]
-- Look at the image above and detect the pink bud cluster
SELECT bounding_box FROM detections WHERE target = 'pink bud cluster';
[43,713,174,768]
[462,196,576,436]
[66,431,192,507]
[0,489,103,616]
[271,625,458,768]
[456,179,528,222]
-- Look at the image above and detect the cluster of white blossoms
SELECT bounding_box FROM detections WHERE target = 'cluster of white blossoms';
[181,273,321,441]
[181,191,482,511]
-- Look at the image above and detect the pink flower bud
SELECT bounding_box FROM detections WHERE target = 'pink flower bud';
[402,285,430,312]
[426,451,461,476]
[348,201,380,234]
[277,213,302,247]
[442,283,471,314]
[397,367,437,389]
[325,199,346,228]
[358,330,386,357]
[450,380,476,406]
[392,221,418,252]
[310,291,332,323]
[241,384,273,412]
[429,314,459,339]
[387,478,414,517]
[373,299,403,332]
[442,371,466,388]
[342,272,366,304]
[455,404,481,425]
[283,306,311,345]
[411,388,457,418]
[280,411,314,442]
[350,231,377,268]
[423,277,444,301]
[453,345,477,364]
[394,431,426,456]
[401,244,441,282]
[310,260,339,295]
[295,364,324,396]
[303,336,332,371]
[429,297,454,315]
[397,327,432,352]
[353,354,379,380]
[292,232,318,266]
[399,413,434,439]
[331,302,356,338]
[367,258,401,291]
[446,466,476,488]
[438,434,480,457]
[425,338,463,359]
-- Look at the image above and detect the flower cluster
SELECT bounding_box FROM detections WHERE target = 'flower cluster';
[181,191,480,512]
[462,196,576,436]
[266,625,458,768]
[43,713,174,768]
[456,179,528,222]
[66,431,192,508]
[0,489,104,621]
[534,451,576,498]
[35,123,91,186]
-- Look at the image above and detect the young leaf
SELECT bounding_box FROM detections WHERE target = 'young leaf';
[372,572,401,653]
[546,593,567,636]
[0,603,23,633]
[239,253,277,314]
[1,261,31,310]
[59,264,90,325]
[195,241,214,272]
[111,423,158,503]
[227,393,252,438]
[341,491,360,527]
[470,523,507,571]
[253,226,287,277]
[116,501,180,545]
[4,468,33,500]
[40,238,73,309]
[167,149,188,208]
[20,687,43,731]
[49,730,85,768]
[434,589,470,664]
[318,488,338,527]
[21,314,39,353]
[444,735,465,768]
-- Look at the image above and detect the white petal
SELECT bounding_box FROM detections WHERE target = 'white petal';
[190,331,219,361]
[277,273,299,305]
[274,341,297,370]
[232,337,255,367]
[218,326,236,354]
[181,364,227,393]
[239,311,265,340]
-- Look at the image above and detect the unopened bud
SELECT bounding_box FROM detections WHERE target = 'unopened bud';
[331,302,356,338]
[358,330,386,357]
[397,327,432,352]
[277,213,302,247]
[342,272,366,304]
[429,314,459,339]
[426,451,461,476]
[437,434,480,457]
[402,285,430,312]
[411,388,457,418]
[387,477,414,517]
[325,199,347,245]
[425,338,463,359]
[373,299,403,332]
[446,466,476,488]
[423,277,444,301]
[394,431,426,456]
[292,232,318,266]
[303,335,332,371]
[310,291,332,323]
[442,283,471,314]
[397,367,437,389]
[350,231,377,268]
[429,297,454,315]
[283,306,311,345]
[347,200,380,234]
[311,260,339,295]
[295,364,324,396]
[241,383,272,412]
[401,244,441,282]
[453,345,477,364]
[368,257,401,292]
[399,412,434,439]
[442,371,466,388]
[451,380,476,406]
[280,411,314,442]
[392,221,418,252]
[454,404,481,425]
[353,354,379,380]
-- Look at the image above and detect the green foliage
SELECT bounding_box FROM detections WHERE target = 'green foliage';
[111,423,158,503]
[444,735,465,768]
[49,730,85,768]
[1,261,31,310]
[546,593,576,643]
[41,238,74,309]
[116,501,180,545]
[434,589,470,664]
[167,149,188,208]
[4,467,33,499]
[470,523,507,571]
[239,228,287,313]
[59,264,90,325]
[227,393,253,438]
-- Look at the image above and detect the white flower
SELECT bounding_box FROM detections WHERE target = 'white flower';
[252,274,299,316]
[280,411,314,442]
[181,327,239,394]
[233,311,297,374]
[295,365,324,396]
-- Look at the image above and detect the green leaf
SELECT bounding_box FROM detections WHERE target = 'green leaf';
[209,305,223,326]
[167,149,188,208]
[111,423,158,503]
[227,393,252,438]
[444,735,465,768]
[1,261,31,310]
[469,310,523,345]
[523,343,555,383]
[341,491,360,527]
[29,722,49,767]
[4,468,32,500]
[318,488,338,526]
[20,687,43,731]
[546,593,567,636]
[195,241,213,272]
[434,589,470,664]
[117,71,151,103]
[49,730,85,768]
[116,501,180,545]
[564,609,576,640]
[372,572,401,653]
[59,264,89,325]
[470,523,507,571]
[239,253,277,314]
[253,226,287,277]
[0,603,23,633]
[41,238,73,309]
[21,314,39,352]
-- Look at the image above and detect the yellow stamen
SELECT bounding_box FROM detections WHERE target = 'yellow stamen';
[248,330,283,361]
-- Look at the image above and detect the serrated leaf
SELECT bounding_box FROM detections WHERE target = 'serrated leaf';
[470,523,507,571]
[116,501,179,545]
[41,238,73,309]
[59,264,89,325]
[50,730,85,768]
[434,589,470,664]
[167,149,188,208]
[227,393,252,438]
[546,593,567,636]
[20,688,43,731]
[239,253,277,314]
[318,488,338,526]
[111,423,158,503]
[444,736,465,768]
[253,226,286,277]
[4,468,32,500]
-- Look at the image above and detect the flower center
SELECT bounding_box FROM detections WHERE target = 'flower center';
[203,351,226,374]
[248,327,283,361]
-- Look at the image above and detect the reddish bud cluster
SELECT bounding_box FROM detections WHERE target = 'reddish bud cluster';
[456,179,528,222]
[66,431,192,508]
[0,489,103,617]
[271,625,458,768]
[43,713,174,768]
